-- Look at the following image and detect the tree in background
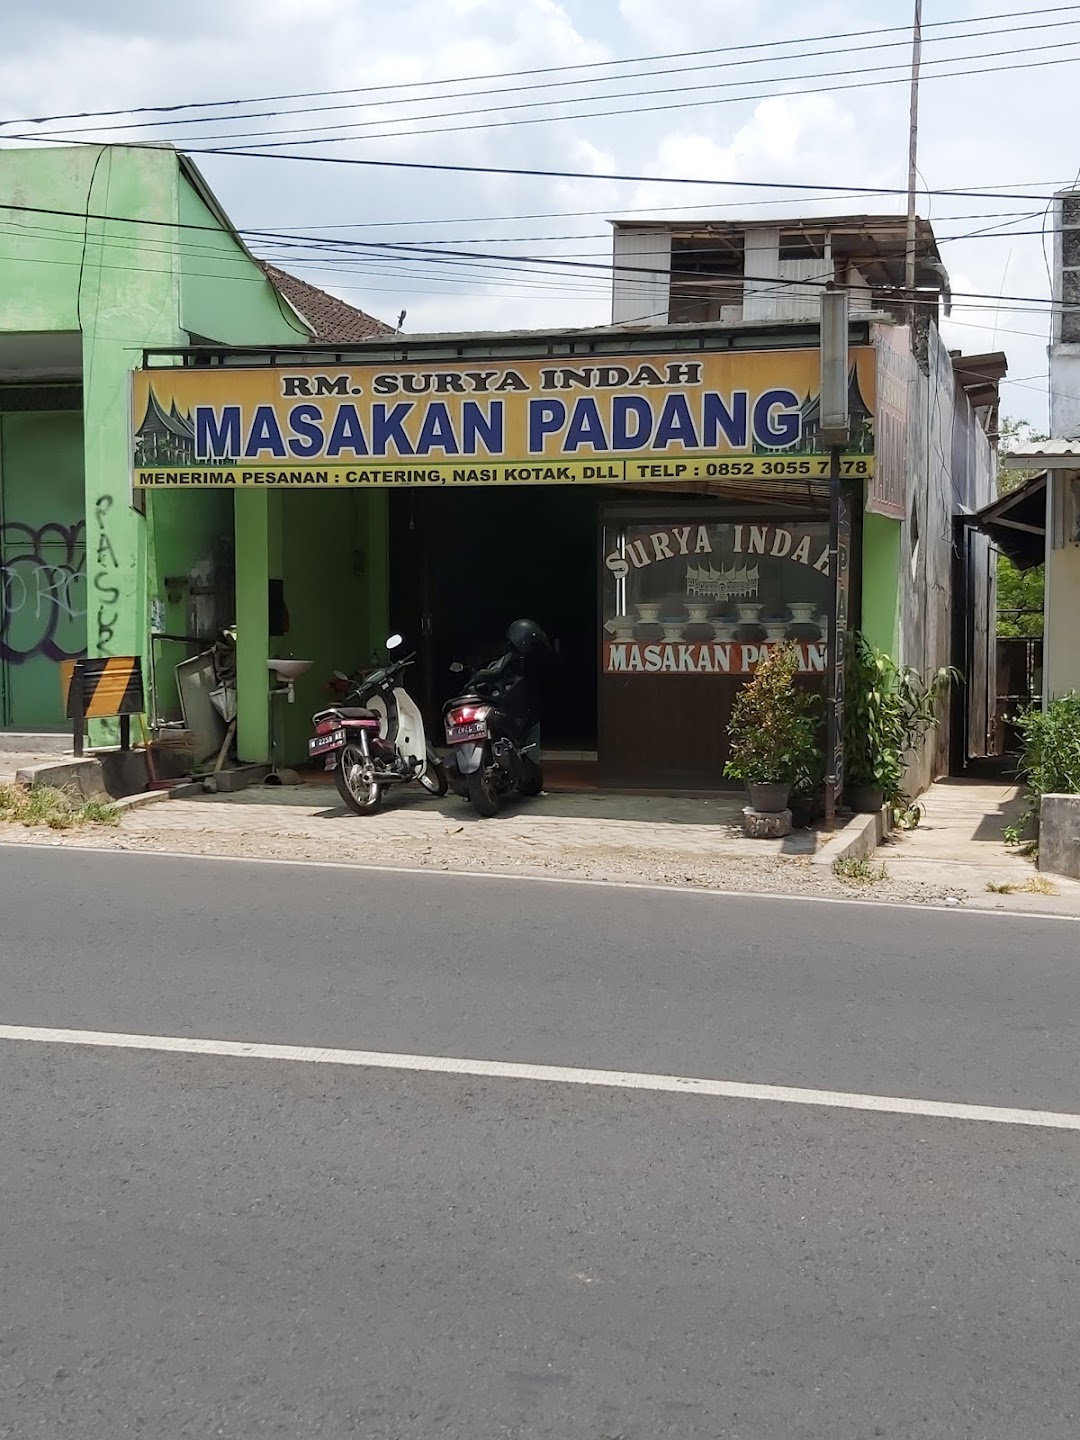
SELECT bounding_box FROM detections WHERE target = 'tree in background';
[997,417,1045,640]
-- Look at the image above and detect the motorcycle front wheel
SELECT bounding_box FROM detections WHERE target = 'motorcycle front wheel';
[518,758,544,796]
[466,767,499,818]
[335,745,383,815]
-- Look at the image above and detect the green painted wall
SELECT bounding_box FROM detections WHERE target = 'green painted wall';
[0,146,119,333]
[0,407,85,729]
[145,489,234,717]
[0,146,186,737]
[0,144,315,743]
[78,149,187,742]
[178,176,311,346]
[861,510,902,657]
[276,491,387,762]
[234,490,272,762]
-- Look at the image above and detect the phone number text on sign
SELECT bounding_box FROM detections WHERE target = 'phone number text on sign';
[134,455,875,488]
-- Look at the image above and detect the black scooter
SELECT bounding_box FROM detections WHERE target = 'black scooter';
[443,620,549,817]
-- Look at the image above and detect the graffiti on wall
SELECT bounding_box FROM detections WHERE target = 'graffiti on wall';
[0,520,87,664]
[93,495,121,655]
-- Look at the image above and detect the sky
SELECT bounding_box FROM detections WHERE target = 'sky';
[1,0,1076,427]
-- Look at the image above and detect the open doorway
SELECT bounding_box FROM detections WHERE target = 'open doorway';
[388,487,601,752]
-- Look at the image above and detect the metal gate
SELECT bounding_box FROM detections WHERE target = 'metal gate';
[950,519,998,767]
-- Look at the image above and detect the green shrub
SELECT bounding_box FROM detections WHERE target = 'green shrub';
[1013,693,1080,834]
[724,642,822,787]
[844,633,958,809]
[0,782,119,830]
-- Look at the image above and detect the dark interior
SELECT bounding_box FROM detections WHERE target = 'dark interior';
[389,488,861,789]
[388,487,602,749]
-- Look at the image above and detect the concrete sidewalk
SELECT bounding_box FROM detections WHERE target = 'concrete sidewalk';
[882,778,1080,911]
[2,770,1078,913]
[0,733,76,784]
[0,750,74,784]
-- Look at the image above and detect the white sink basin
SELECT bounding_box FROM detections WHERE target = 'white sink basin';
[267,658,313,681]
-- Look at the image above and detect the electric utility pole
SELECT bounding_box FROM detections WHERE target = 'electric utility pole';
[904,0,923,318]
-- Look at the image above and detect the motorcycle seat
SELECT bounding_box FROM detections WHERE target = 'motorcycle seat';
[318,706,379,721]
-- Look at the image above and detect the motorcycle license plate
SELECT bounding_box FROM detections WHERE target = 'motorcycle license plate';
[308,728,346,755]
[447,721,487,742]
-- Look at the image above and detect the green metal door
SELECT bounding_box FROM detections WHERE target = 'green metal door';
[0,409,87,730]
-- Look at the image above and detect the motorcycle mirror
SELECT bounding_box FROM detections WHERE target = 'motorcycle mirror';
[333,670,349,681]
[385,633,404,651]
[449,661,464,673]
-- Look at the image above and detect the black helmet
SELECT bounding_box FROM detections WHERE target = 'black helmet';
[506,618,550,657]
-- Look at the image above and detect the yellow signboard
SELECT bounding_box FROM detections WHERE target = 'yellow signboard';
[132,349,876,489]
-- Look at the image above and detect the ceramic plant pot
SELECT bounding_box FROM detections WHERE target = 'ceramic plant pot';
[790,791,822,828]
[747,781,791,814]
[846,783,885,814]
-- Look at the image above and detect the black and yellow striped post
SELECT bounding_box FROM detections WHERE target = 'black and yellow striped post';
[64,658,145,757]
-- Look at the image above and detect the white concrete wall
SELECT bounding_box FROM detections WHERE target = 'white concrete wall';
[1045,474,1080,697]
[610,228,672,325]
[741,229,781,322]
[1050,348,1080,438]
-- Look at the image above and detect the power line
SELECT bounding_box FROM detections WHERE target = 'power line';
[3,198,1072,309]
[153,46,1080,151]
[7,211,1069,323]
[8,4,1077,130]
[0,199,1070,309]
[6,216,1061,338]
[3,203,1065,333]
[4,148,1071,207]
[248,195,1071,232]
[4,194,1059,259]
[26,15,1080,144]
[261,215,1077,256]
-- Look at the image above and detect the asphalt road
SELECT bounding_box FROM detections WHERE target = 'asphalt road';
[2,843,1080,1438]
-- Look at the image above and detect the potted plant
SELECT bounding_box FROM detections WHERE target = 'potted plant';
[790,746,826,828]
[724,642,823,814]
[843,632,958,815]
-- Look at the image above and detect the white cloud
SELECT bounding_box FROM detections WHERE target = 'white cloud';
[617,0,762,50]
[0,0,1068,423]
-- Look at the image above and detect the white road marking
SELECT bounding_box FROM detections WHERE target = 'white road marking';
[1,1022,1078,1132]
[0,839,1076,923]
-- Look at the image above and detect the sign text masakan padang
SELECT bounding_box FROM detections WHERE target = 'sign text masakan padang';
[132,349,876,488]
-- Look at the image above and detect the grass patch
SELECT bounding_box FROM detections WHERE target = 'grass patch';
[986,876,1058,896]
[0,782,119,830]
[833,855,888,884]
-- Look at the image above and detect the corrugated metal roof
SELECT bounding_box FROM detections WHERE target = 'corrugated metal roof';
[969,473,1047,569]
[610,214,941,262]
[1002,439,1080,468]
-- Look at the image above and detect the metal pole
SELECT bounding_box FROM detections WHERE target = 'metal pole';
[824,446,842,828]
[904,0,923,317]
[71,661,85,759]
